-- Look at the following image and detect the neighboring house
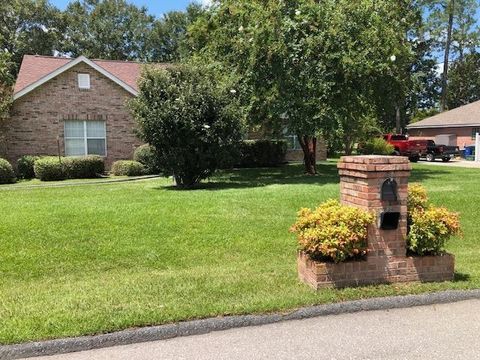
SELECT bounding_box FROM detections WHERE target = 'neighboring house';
[1,55,160,167]
[407,100,480,149]
[1,54,326,168]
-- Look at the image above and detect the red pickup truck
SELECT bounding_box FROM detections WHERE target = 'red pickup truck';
[383,134,421,162]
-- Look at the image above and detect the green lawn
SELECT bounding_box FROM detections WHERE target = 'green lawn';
[1,162,479,345]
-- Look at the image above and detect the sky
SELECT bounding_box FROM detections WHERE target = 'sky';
[50,0,210,16]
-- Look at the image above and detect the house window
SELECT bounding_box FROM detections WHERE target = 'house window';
[65,120,106,156]
[78,73,91,89]
[472,128,480,140]
[284,134,302,150]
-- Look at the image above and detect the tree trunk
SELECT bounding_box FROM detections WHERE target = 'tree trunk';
[441,0,455,111]
[298,135,317,175]
[395,105,401,134]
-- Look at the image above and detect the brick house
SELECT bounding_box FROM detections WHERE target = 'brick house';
[407,100,480,149]
[1,54,327,168]
[1,55,151,167]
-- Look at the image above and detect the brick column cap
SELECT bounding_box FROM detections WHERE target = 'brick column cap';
[338,155,411,173]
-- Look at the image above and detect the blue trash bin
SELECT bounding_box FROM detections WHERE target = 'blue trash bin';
[465,146,475,156]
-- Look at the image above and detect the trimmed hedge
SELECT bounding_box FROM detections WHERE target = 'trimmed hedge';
[237,140,287,168]
[133,144,160,175]
[0,158,17,184]
[34,157,66,181]
[111,160,145,176]
[17,155,41,179]
[34,156,105,181]
[64,156,105,179]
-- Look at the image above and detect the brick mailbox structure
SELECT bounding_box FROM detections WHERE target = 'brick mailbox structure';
[297,155,455,289]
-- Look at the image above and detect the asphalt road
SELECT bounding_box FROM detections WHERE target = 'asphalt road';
[28,299,480,360]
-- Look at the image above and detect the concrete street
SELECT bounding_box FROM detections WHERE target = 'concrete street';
[28,299,480,360]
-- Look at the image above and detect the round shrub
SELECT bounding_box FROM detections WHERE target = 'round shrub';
[64,156,105,179]
[17,155,41,179]
[408,206,461,256]
[359,138,394,155]
[407,183,461,255]
[290,200,375,263]
[0,158,16,184]
[111,160,145,176]
[34,157,67,181]
[130,64,243,188]
[133,144,160,174]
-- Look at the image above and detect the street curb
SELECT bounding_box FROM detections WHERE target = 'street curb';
[1,289,480,359]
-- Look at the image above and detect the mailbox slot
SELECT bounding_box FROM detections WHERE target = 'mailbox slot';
[380,212,400,230]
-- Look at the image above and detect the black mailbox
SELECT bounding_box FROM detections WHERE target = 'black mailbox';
[381,179,398,202]
[380,212,400,230]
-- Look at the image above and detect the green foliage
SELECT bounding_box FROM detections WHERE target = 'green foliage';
[130,63,243,188]
[408,206,461,256]
[149,3,207,62]
[359,138,394,155]
[17,155,41,179]
[133,144,160,175]
[0,158,16,184]
[290,200,375,263]
[190,0,417,159]
[0,0,63,77]
[407,183,429,212]
[111,160,145,177]
[62,0,155,60]
[34,157,67,181]
[447,52,480,110]
[407,183,461,255]
[237,140,287,168]
[34,156,105,181]
[64,156,105,179]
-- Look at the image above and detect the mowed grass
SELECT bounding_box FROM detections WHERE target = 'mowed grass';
[1,162,479,344]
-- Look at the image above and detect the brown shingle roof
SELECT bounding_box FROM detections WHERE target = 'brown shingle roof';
[407,100,480,129]
[14,55,166,95]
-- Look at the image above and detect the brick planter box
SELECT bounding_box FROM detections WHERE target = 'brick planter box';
[297,251,455,289]
[296,156,456,290]
[405,253,455,282]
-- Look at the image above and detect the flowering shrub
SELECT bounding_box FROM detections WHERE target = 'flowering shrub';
[290,200,374,263]
[407,183,461,255]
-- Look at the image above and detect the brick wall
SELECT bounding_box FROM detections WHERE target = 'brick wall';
[284,139,327,162]
[1,63,141,167]
[408,127,477,149]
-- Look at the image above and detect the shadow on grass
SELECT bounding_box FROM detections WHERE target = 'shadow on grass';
[453,272,471,282]
[157,161,454,191]
[158,163,339,191]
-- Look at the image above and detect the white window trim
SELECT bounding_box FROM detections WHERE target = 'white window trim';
[64,120,107,157]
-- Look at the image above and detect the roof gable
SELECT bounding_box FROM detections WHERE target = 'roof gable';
[13,55,142,101]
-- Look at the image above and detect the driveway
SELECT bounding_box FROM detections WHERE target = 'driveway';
[418,159,480,168]
[28,299,480,360]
